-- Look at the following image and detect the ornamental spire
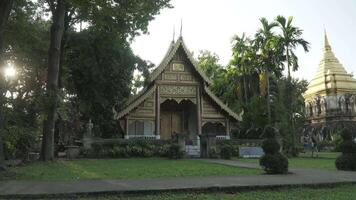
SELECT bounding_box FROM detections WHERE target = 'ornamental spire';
[324,29,331,51]
[172,25,175,42]
[179,19,183,37]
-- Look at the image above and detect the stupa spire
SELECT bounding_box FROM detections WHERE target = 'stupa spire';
[324,29,331,51]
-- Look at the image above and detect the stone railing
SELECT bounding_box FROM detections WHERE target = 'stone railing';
[216,135,231,140]
[124,135,159,140]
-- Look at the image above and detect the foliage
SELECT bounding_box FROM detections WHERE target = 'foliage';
[259,126,288,174]
[335,129,356,171]
[84,139,171,158]
[65,29,140,137]
[336,154,356,171]
[197,16,309,143]
[259,153,288,174]
[1,1,48,161]
[219,144,234,159]
[216,140,240,158]
[167,143,185,159]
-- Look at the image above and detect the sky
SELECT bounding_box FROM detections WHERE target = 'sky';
[131,0,356,81]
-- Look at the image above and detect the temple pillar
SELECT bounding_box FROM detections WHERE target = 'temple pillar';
[155,85,161,138]
[196,86,202,135]
[225,118,230,139]
[125,117,129,139]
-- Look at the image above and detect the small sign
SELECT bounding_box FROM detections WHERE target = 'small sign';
[172,63,184,71]
[239,147,264,158]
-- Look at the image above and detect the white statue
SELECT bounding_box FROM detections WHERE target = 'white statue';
[339,96,346,113]
[86,119,94,137]
[320,97,326,114]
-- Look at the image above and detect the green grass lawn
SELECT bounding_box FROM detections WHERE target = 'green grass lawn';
[299,151,340,159]
[0,158,261,181]
[74,184,356,200]
[239,152,339,170]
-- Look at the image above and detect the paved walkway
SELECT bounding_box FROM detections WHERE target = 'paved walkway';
[0,160,356,198]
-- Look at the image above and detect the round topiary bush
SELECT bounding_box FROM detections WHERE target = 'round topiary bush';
[336,154,356,171]
[261,138,281,154]
[220,144,234,159]
[167,144,185,159]
[336,128,356,171]
[259,126,289,174]
[259,153,289,174]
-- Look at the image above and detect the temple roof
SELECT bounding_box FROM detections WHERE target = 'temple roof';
[303,31,356,101]
[149,36,212,84]
[114,36,242,122]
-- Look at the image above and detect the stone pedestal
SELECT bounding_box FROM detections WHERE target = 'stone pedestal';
[82,136,94,150]
[172,133,186,152]
[199,134,216,158]
[65,145,80,159]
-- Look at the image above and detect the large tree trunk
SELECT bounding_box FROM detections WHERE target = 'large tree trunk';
[243,75,248,104]
[266,70,271,124]
[0,0,14,171]
[41,0,66,161]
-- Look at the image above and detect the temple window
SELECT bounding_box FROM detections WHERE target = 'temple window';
[128,120,154,135]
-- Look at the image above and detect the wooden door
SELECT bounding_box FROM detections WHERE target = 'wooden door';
[172,112,182,134]
[161,111,171,140]
[160,111,182,140]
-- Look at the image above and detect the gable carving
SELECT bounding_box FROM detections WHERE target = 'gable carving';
[160,85,196,96]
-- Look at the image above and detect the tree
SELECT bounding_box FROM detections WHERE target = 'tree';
[275,15,309,154]
[197,50,223,80]
[41,0,66,161]
[275,15,309,80]
[65,29,146,137]
[254,17,284,123]
[41,0,171,159]
[230,33,256,104]
[0,0,14,170]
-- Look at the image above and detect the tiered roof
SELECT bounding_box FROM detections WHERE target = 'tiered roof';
[115,37,241,121]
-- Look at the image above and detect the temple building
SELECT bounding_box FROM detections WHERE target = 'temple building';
[303,31,356,139]
[114,36,242,143]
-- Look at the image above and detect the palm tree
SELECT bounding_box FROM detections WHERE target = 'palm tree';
[275,15,309,155]
[254,18,283,123]
[231,33,254,104]
[275,15,309,80]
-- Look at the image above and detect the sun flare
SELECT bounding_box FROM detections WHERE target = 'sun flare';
[4,64,16,78]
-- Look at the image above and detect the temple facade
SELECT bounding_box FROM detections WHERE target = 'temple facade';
[303,32,356,138]
[114,36,242,143]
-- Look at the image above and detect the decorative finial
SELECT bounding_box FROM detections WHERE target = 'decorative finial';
[172,25,175,42]
[324,29,331,50]
[180,19,183,37]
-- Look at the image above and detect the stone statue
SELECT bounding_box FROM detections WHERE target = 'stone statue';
[350,95,356,114]
[305,104,310,117]
[339,96,346,113]
[86,119,94,137]
[320,97,326,114]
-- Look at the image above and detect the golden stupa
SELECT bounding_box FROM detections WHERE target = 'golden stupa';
[303,31,356,138]
[303,31,356,101]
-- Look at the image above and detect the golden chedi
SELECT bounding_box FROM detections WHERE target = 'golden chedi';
[303,31,356,138]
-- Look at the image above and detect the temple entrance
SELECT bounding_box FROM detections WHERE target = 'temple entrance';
[202,122,226,136]
[160,99,197,140]
[161,111,182,139]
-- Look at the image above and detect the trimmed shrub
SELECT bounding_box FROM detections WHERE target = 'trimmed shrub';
[216,140,239,158]
[220,145,234,159]
[336,154,356,171]
[261,139,280,154]
[336,129,356,171]
[82,139,172,158]
[259,153,289,174]
[167,144,184,159]
[259,126,289,174]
